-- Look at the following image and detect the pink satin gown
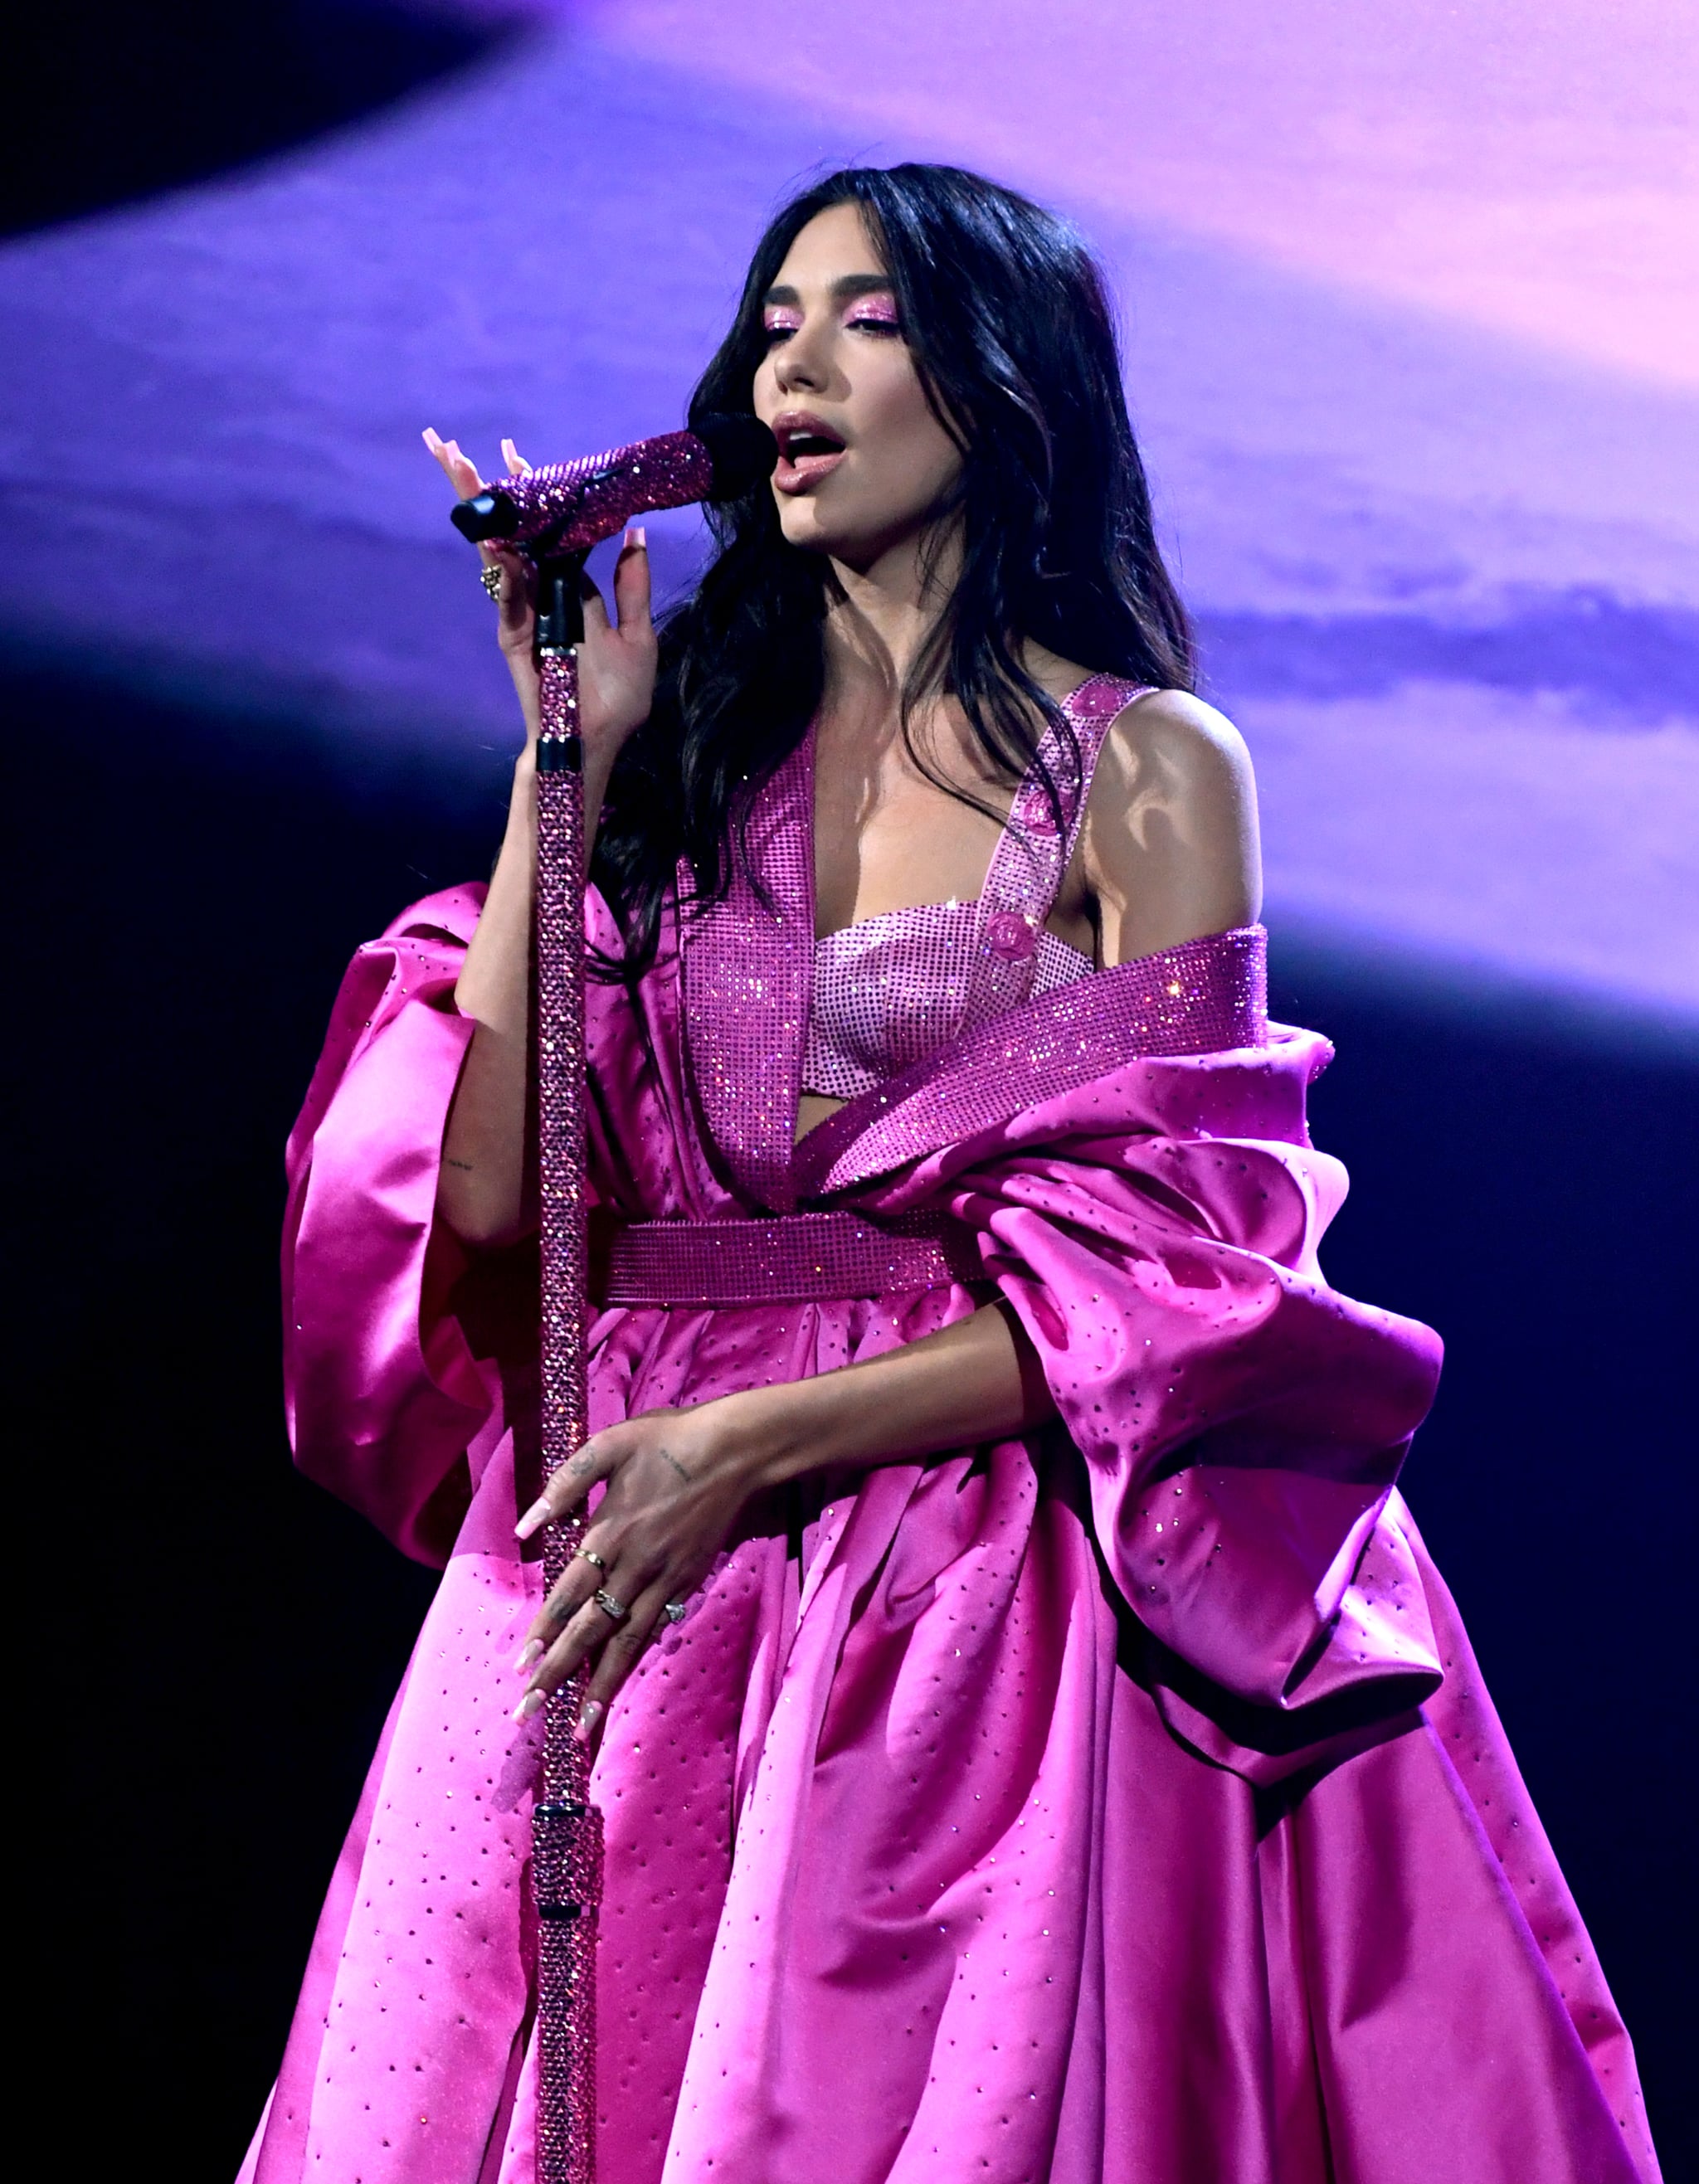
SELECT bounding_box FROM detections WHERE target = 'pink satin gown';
[241,674,1660,2184]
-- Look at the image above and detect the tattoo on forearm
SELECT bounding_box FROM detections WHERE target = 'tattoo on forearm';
[445,1157,475,1171]
[659,1447,692,1485]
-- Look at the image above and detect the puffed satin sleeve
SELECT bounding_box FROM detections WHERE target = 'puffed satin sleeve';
[841,1034,1448,1783]
[283,880,639,1563]
[282,885,493,1564]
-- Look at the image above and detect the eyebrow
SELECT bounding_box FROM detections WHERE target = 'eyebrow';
[761,273,897,308]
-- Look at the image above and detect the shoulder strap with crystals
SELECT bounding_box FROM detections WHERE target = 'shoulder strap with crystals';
[960,674,1151,1030]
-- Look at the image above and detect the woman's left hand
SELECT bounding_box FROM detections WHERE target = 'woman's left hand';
[509,1301,1049,1744]
[510,1400,770,1743]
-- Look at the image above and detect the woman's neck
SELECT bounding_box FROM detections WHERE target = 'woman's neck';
[818,523,1085,727]
[820,521,961,717]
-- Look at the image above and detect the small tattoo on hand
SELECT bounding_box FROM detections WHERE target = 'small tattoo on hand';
[445,1157,475,1171]
[659,1447,691,1485]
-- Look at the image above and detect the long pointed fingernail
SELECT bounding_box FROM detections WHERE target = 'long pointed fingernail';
[574,1700,604,1744]
[513,1639,544,1675]
[515,1498,552,1540]
[513,1687,547,1723]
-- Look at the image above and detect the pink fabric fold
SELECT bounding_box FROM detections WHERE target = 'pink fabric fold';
[801,981,1444,1770]
[284,885,490,1564]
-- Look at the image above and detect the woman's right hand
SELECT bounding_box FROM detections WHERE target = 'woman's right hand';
[422,428,658,767]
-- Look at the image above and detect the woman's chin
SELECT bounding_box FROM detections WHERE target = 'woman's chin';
[776,508,917,575]
[776,501,849,557]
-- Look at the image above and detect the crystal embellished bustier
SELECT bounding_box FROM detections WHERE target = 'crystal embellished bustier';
[801,674,1149,1100]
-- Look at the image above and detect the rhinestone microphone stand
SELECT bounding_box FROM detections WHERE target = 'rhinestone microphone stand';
[448,419,776,2184]
[529,546,601,2184]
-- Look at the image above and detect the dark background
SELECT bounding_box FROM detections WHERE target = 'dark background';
[8,7,1693,2176]
[3,0,517,238]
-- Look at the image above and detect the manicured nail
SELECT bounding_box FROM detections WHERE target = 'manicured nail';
[515,1497,552,1540]
[513,1639,544,1675]
[512,1687,546,1723]
[634,525,646,548]
[574,1700,604,1744]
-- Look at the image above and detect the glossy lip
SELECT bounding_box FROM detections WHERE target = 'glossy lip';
[770,407,849,494]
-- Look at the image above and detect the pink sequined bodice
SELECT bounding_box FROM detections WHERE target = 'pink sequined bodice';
[802,674,1148,1099]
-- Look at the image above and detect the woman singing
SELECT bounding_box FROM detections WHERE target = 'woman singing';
[246,167,1658,2182]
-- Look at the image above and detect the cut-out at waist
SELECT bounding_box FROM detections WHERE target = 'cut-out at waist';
[796,1088,849,1143]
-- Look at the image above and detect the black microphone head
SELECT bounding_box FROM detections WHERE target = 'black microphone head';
[689,412,780,499]
[450,488,519,543]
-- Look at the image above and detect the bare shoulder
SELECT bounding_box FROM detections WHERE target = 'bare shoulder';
[1095,685,1256,811]
[1078,683,1263,961]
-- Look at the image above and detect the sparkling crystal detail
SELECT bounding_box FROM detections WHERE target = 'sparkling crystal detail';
[492,431,713,557]
[533,649,600,2184]
[798,677,1144,1101]
[603,1208,985,1308]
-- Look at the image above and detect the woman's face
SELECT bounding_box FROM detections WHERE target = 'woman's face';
[752,202,964,572]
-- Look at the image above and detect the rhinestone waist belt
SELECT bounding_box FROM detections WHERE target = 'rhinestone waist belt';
[602,1210,985,1308]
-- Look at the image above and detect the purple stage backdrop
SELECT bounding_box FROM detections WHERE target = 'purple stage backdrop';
[3,0,1696,1033]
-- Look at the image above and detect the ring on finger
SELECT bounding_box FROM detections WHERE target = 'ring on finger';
[480,562,504,601]
[593,1588,628,1622]
[663,1600,687,1626]
[577,1549,606,1572]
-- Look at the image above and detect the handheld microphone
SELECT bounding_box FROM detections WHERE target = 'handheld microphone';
[450,412,777,555]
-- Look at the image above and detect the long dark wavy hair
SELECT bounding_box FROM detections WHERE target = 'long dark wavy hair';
[591,162,1195,980]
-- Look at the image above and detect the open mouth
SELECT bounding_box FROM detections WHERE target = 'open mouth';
[781,428,844,458]
[774,414,848,489]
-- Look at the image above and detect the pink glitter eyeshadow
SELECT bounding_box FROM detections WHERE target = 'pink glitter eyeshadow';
[844,289,900,324]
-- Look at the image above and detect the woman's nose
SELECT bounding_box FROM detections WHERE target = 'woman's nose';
[775,331,826,393]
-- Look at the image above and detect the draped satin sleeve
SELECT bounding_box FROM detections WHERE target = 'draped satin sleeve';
[281,885,493,1564]
[966,1058,1444,1783]
[797,946,1448,1784]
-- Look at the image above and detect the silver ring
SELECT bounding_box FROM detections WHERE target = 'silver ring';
[663,1600,687,1626]
[577,1549,606,1571]
[480,562,504,601]
[593,1588,628,1622]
